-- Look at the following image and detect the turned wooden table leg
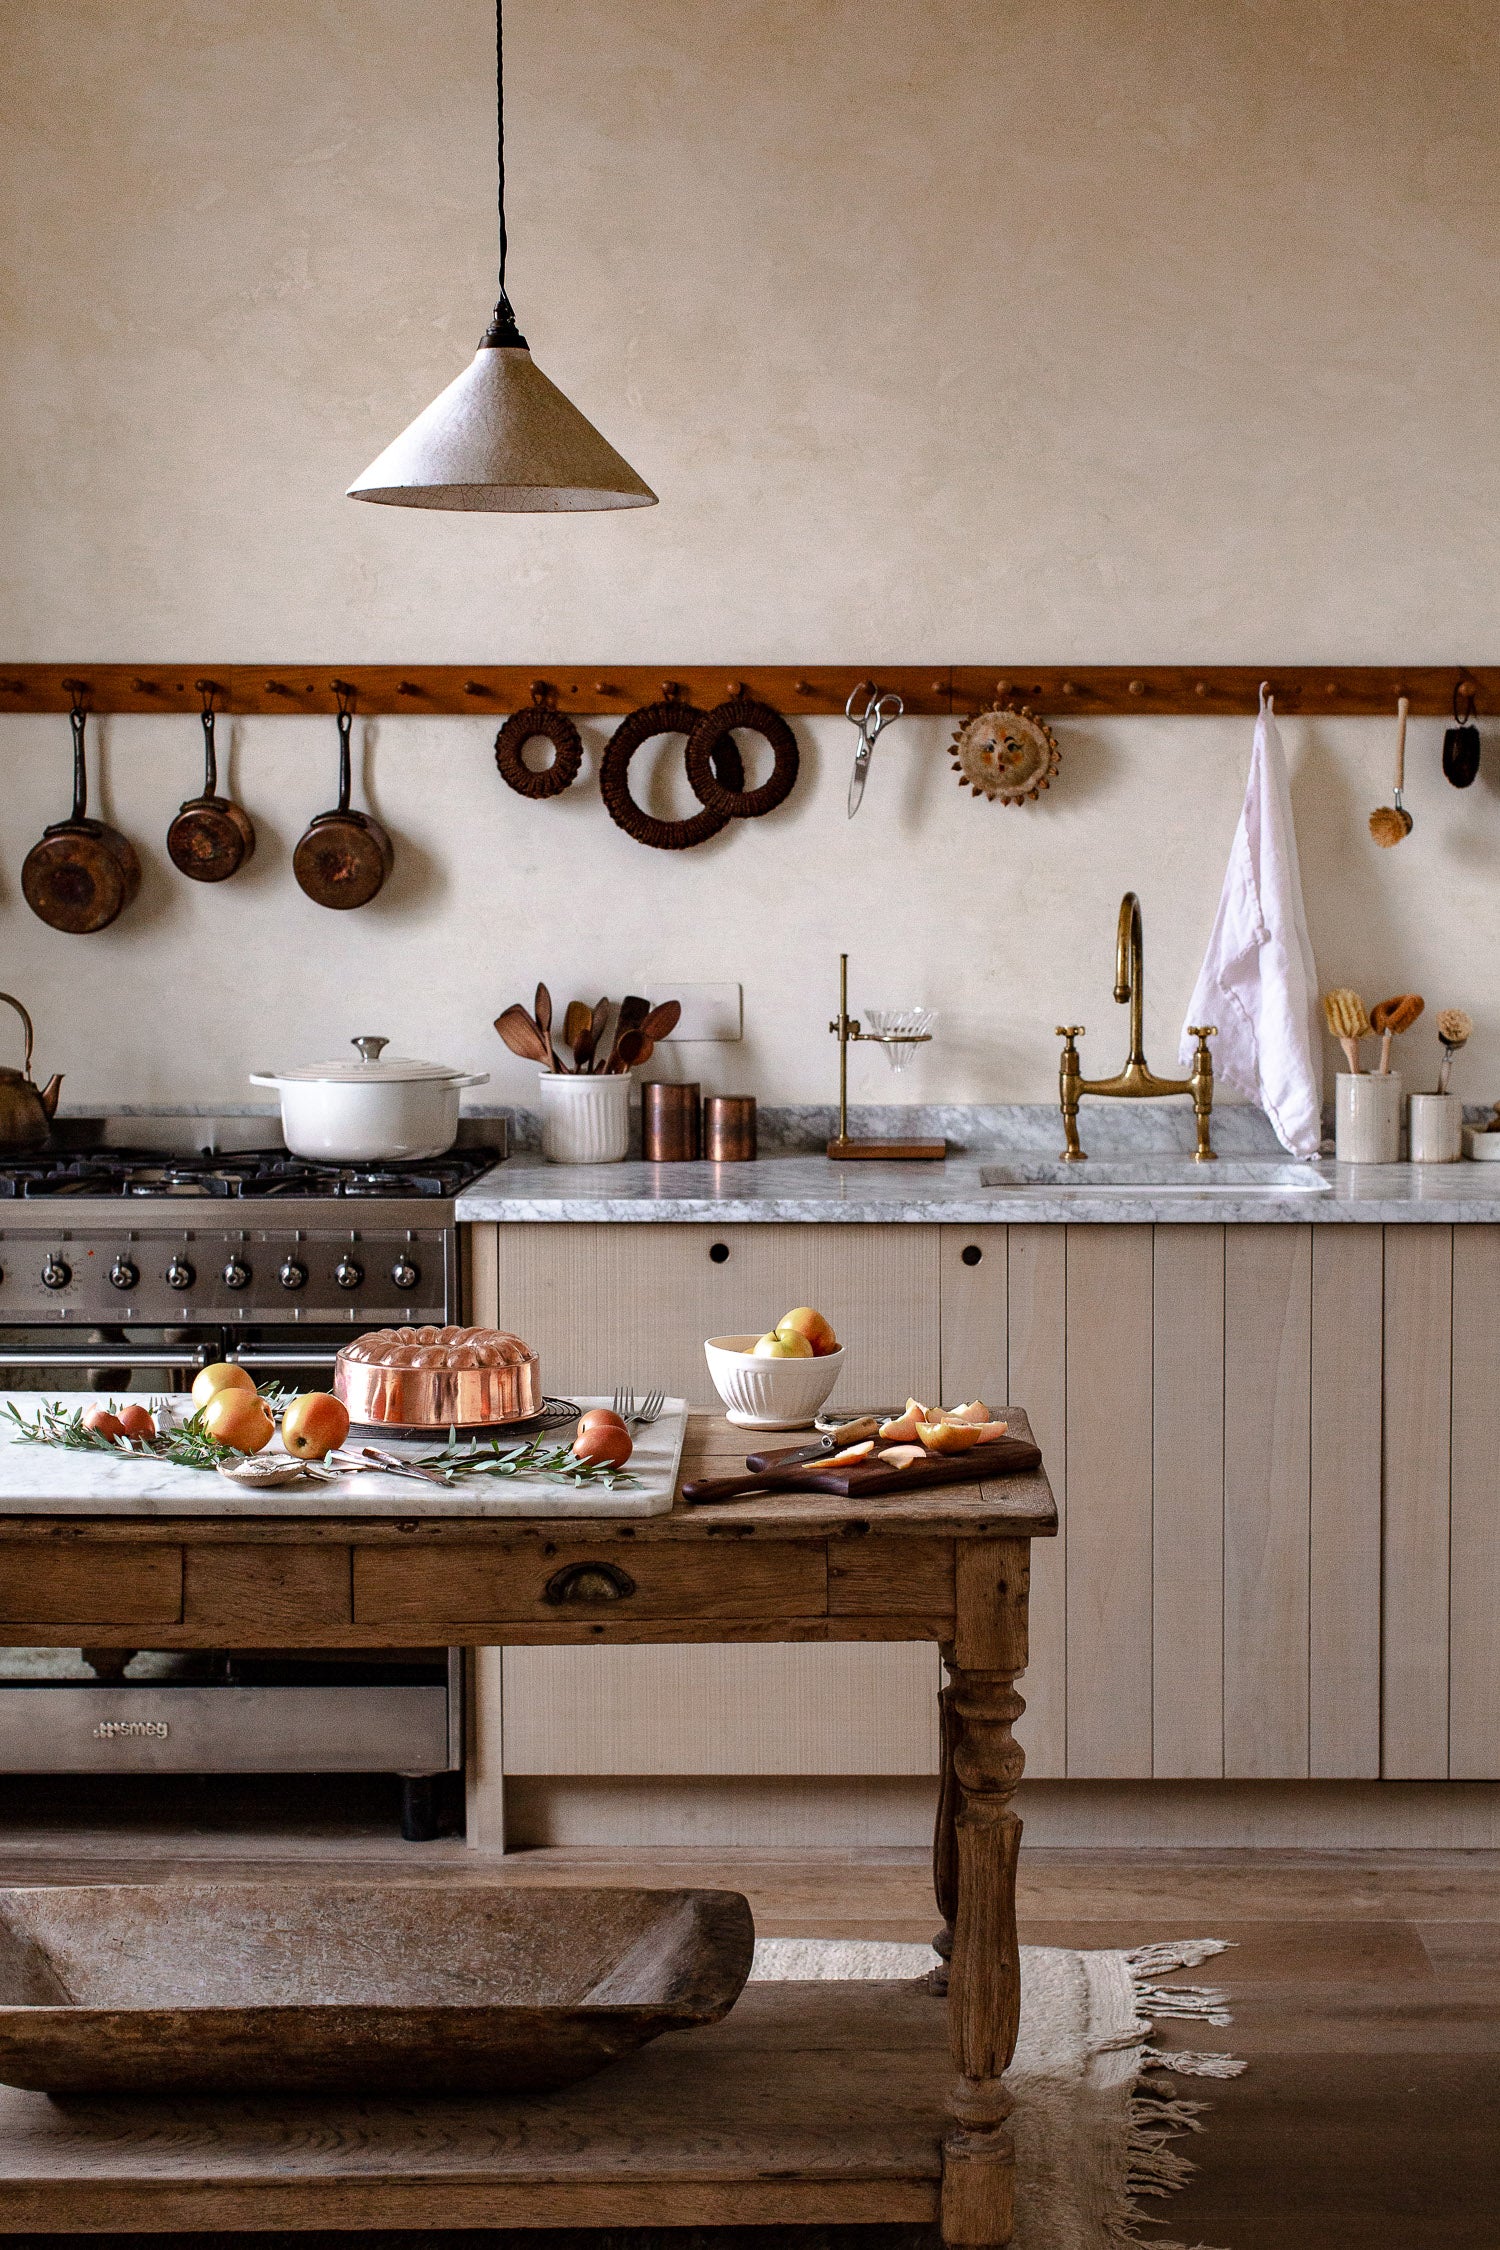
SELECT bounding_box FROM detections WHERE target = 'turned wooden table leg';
[941,1538,1030,2250]
[931,1644,958,1991]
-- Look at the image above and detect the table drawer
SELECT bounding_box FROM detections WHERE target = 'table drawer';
[353,1541,826,1628]
[0,1544,182,1626]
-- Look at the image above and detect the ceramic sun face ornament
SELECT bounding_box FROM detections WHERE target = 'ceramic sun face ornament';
[949,705,1061,803]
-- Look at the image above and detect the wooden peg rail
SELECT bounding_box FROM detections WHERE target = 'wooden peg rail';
[0,663,1489,719]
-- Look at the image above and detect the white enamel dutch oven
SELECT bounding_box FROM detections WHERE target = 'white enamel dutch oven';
[251,1037,488,1162]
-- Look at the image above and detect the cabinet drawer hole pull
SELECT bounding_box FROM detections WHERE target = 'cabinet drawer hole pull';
[961,1243,983,1266]
[708,1241,730,1264]
[543,1561,637,1605]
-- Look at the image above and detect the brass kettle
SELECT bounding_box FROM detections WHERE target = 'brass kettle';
[0,994,63,1150]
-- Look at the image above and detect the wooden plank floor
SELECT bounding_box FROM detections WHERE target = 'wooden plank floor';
[0,1787,1495,2246]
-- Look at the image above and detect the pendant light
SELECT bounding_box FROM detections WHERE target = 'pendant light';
[348,0,656,513]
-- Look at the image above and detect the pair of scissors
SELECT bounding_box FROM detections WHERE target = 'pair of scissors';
[844,682,905,819]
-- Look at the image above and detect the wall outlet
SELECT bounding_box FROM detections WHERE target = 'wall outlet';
[653,983,743,1042]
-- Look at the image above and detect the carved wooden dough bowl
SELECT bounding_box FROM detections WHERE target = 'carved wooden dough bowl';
[0,1882,754,2094]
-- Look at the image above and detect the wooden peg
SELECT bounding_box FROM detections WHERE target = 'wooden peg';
[464,679,495,695]
[397,679,426,697]
[1128,679,1146,696]
[794,680,815,694]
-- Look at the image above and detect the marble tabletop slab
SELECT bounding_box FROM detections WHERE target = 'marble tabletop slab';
[455,1152,1500,1225]
[0,1397,686,1519]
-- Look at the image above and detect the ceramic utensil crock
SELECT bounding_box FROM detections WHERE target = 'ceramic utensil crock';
[1335,1071,1402,1163]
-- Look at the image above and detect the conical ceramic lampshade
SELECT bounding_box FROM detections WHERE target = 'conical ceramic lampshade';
[348,343,657,513]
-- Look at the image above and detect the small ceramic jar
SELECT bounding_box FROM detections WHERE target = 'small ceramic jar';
[538,1072,632,1164]
[1335,1072,1402,1164]
[1408,1092,1463,1163]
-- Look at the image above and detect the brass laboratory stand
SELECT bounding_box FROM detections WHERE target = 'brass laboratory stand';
[828,954,945,1162]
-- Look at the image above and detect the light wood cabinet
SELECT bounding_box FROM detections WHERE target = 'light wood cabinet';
[466,1218,1500,1795]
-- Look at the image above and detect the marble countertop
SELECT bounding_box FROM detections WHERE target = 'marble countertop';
[0,1397,687,1518]
[455,1152,1500,1224]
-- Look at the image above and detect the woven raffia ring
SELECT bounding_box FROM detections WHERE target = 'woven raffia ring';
[950,704,1061,803]
[684,696,800,819]
[495,701,585,800]
[599,699,746,850]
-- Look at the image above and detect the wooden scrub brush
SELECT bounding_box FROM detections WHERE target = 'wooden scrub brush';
[1370,696,1413,846]
[1436,1007,1472,1094]
[1370,992,1423,1073]
[1322,988,1371,1072]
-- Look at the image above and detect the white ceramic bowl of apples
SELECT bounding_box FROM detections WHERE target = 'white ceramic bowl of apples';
[704,1307,844,1430]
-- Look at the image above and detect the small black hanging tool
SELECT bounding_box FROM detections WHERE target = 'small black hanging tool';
[1443,676,1481,788]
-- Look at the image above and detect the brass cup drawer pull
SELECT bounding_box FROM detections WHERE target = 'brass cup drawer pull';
[543,1561,637,1606]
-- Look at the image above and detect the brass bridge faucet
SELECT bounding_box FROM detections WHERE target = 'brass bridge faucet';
[1056,892,1217,1162]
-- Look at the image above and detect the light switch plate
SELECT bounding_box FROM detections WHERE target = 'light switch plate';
[654,983,743,1042]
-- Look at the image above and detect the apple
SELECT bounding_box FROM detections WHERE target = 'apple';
[82,1405,125,1442]
[777,1307,839,1357]
[752,1328,815,1359]
[118,1404,156,1442]
[879,1399,931,1444]
[281,1392,351,1460]
[572,1422,633,1468]
[915,1419,986,1454]
[191,1362,257,1411]
[202,1387,275,1453]
[576,1407,629,1440]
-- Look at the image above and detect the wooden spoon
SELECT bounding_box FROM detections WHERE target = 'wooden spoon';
[493,1005,551,1065]
[611,1028,653,1073]
[604,995,651,1074]
[580,997,611,1073]
[534,983,558,1072]
[641,999,682,1043]
[563,1000,592,1063]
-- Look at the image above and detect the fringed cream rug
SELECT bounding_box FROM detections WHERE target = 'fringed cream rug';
[750,1936,1244,2250]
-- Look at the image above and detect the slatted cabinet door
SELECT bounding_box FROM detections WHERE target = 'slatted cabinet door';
[1382,1227,1454,1780]
[1450,1228,1500,1780]
[470,1223,944,1797]
[472,1223,940,1409]
[1151,1228,1226,1778]
[1223,1227,1313,1778]
[1064,1227,1154,1777]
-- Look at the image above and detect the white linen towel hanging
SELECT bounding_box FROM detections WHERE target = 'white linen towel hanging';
[1178,685,1323,1157]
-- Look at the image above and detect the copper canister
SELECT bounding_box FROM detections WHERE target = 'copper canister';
[642,1081,700,1162]
[704,1095,757,1162]
[335,1324,542,1429]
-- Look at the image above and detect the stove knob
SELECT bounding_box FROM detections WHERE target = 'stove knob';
[40,1255,71,1292]
[108,1258,139,1293]
[278,1258,308,1292]
[390,1257,420,1293]
[334,1256,364,1292]
[222,1258,251,1291]
[164,1257,195,1292]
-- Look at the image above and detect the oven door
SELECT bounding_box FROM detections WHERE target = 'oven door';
[0,1325,343,1391]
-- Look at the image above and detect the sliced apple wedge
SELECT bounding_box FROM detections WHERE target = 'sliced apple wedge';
[879,1398,930,1443]
[975,1420,1009,1442]
[915,1419,988,1453]
[878,1444,928,1469]
[942,1400,994,1425]
[824,1438,875,1467]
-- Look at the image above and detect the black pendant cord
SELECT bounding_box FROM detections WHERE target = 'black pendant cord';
[481,0,527,349]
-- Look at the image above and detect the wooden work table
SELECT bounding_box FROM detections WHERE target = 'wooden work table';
[0,1410,1056,2249]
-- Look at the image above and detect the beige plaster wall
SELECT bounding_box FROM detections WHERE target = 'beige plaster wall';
[1,0,1496,1112]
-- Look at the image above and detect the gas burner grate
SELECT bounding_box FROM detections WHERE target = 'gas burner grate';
[0,1144,503,1201]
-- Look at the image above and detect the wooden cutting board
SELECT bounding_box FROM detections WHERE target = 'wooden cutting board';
[679,1434,1042,1507]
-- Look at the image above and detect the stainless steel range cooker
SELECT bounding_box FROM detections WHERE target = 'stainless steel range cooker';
[0,1130,506,1837]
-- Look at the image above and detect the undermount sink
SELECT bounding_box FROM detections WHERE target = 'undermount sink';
[979,1160,1332,1196]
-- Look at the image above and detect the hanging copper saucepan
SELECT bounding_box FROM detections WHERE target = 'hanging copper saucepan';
[167,680,256,882]
[21,685,141,934]
[292,681,393,910]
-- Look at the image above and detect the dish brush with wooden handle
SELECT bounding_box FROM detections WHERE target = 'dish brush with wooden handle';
[1323,988,1372,1072]
[1370,992,1424,1073]
[1436,1007,1472,1094]
[1370,697,1414,846]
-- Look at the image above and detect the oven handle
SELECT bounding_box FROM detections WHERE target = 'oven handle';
[0,1345,339,1369]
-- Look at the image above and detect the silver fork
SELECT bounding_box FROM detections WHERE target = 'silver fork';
[632,1389,665,1427]
[612,1385,636,1422]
